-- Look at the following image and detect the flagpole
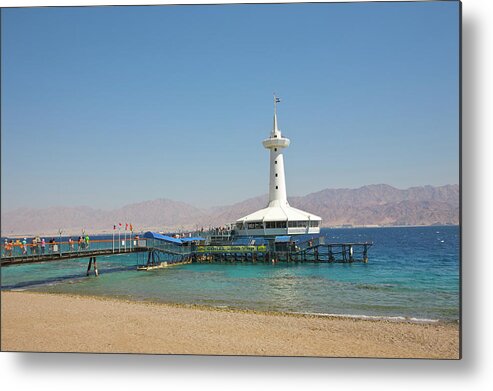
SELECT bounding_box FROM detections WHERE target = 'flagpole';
[112,225,115,253]
[118,225,121,252]
[274,92,277,117]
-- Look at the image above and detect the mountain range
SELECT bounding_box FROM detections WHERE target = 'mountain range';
[1,184,459,236]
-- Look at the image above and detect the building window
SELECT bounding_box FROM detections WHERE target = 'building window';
[289,221,307,228]
[276,186,278,189]
[275,161,277,164]
[275,173,278,177]
[274,148,277,152]
[275,221,287,228]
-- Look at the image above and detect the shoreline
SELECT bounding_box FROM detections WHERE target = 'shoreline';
[1,291,460,358]
[6,289,458,325]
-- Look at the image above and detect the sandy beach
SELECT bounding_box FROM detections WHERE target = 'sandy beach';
[1,291,459,358]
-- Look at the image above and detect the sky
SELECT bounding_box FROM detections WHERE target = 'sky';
[1,1,460,211]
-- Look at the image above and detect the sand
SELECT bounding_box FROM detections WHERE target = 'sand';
[0,291,459,358]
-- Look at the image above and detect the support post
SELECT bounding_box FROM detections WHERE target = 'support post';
[86,257,92,276]
[93,257,98,276]
[86,257,98,276]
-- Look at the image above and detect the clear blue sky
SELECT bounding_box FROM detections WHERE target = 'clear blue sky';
[1,1,460,211]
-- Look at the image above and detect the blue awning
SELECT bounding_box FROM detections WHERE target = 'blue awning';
[143,231,183,244]
[180,237,206,242]
[275,236,292,243]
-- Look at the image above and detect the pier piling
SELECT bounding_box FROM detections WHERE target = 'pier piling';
[86,257,98,276]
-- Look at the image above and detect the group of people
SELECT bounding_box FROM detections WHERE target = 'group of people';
[209,226,232,235]
[2,235,91,257]
[3,237,48,256]
[75,235,90,250]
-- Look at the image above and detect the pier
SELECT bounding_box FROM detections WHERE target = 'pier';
[0,237,148,267]
[1,233,373,271]
[193,242,372,264]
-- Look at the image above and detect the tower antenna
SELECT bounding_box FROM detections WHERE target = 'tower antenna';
[273,93,281,116]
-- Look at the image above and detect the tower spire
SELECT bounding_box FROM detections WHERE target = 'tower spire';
[263,94,289,206]
[273,93,280,134]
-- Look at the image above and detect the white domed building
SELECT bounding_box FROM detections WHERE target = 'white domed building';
[235,96,322,237]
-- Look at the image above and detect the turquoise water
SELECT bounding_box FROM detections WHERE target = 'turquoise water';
[1,226,460,321]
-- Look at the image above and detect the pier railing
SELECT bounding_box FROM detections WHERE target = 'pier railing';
[1,238,147,262]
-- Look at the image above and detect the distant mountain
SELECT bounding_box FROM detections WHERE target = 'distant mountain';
[1,199,207,237]
[199,184,459,228]
[1,184,459,236]
[289,184,459,227]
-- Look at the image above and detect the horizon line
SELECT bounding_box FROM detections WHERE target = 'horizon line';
[1,183,460,213]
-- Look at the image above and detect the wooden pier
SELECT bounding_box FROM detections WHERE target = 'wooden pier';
[1,237,373,273]
[0,247,146,266]
[192,242,372,264]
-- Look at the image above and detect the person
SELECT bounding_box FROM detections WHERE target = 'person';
[35,236,41,254]
[68,237,74,251]
[22,238,28,255]
[14,239,21,256]
[85,235,90,249]
[32,237,37,254]
[5,240,13,257]
[40,238,46,254]
[78,236,83,250]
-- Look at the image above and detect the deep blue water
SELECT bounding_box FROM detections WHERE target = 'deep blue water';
[1,226,460,321]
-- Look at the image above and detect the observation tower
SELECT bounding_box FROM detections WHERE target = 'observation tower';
[235,96,322,236]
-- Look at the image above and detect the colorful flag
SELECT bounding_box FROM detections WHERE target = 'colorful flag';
[125,223,128,231]
[113,225,116,230]
[119,223,122,227]
[130,224,133,231]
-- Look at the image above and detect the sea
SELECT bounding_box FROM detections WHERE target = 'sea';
[1,226,460,322]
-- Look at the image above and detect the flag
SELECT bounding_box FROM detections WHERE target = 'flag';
[275,97,281,103]
[130,224,133,231]
[119,223,122,227]
[113,225,116,230]
[125,223,128,231]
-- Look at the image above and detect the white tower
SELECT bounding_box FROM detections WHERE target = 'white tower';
[234,95,322,237]
[262,95,291,207]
